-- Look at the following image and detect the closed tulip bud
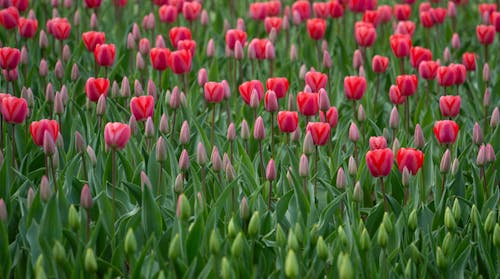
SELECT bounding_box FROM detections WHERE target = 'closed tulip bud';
[450,158,459,176]
[178,149,190,171]
[264,90,278,112]
[303,132,315,155]
[45,83,54,103]
[338,253,353,279]
[287,230,299,251]
[231,232,245,257]
[248,211,260,236]
[357,105,366,122]
[206,229,221,255]
[156,114,168,134]
[86,146,96,166]
[494,224,500,248]
[285,249,299,278]
[377,223,388,248]
[486,144,496,163]
[442,232,454,255]
[237,196,250,220]
[43,131,56,156]
[140,171,152,190]
[266,159,276,181]
[52,240,66,264]
[408,209,418,231]
[197,68,207,86]
[27,187,35,209]
[96,95,106,116]
[265,42,275,60]
[473,123,483,144]
[118,77,129,99]
[168,234,180,260]
[80,184,93,209]
[353,49,363,70]
[68,63,79,81]
[39,30,48,49]
[173,173,184,194]
[436,247,446,269]
[348,156,357,176]
[225,160,236,181]
[54,92,64,115]
[226,217,238,239]
[147,80,157,100]
[443,47,451,64]
[322,50,332,69]
[338,225,348,248]
[110,81,119,98]
[241,119,250,140]
[402,166,410,187]
[206,39,215,57]
[124,228,137,255]
[170,87,180,109]
[390,107,399,129]
[155,137,167,162]
[220,257,231,279]
[382,212,393,233]
[144,117,154,138]
[179,121,190,144]
[318,89,330,111]
[444,207,456,231]
[349,122,359,142]
[249,90,260,109]
[485,211,496,233]
[477,145,486,166]
[253,116,265,140]
[440,149,451,173]
[176,194,191,220]
[491,107,499,128]
[290,44,298,61]
[483,63,490,83]
[90,13,98,29]
[350,181,362,203]
[135,52,145,70]
[451,34,460,49]
[470,204,480,227]
[299,64,307,79]
[483,88,490,107]
[84,248,98,273]
[211,147,222,171]
[299,154,309,177]
[54,60,64,80]
[68,204,80,230]
[314,235,328,259]
[357,228,370,251]
[195,142,208,165]
[127,33,135,49]
[134,80,143,96]
[414,124,424,148]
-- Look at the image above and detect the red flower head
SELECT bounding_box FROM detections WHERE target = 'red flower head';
[420,10,434,28]
[1,96,28,124]
[169,26,192,48]
[396,75,418,96]
[476,25,495,45]
[18,17,38,38]
[0,7,19,30]
[225,29,247,50]
[264,17,282,34]
[30,119,59,147]
[292,0,311,23]
[248,38,269,60]
[363,10,380,27]
[491,12,500,32]
[277,111,299,133]
[85,77,110,102]
[369,136,388,150]
[204,81,225,103]
[325,106,339,128]
[462,52,476,71]
[344,76,367,100]
[12,0,29,12]
[366,148,394,177]
[250,2,267,21]
[306,18,327,40]
[377,5,392,23]
[433,7,447,24]
[390,34,412,58]
[0,47,21,70]
[182,1,201,21]
[82,31,106,52]
[130,95,155,121]
[329,1,345,18]
[418,60,439,80]
[306,122,331,146]
[297,92,319,116]
[349,0,377,13]
[450,63,466,85]
[372,55,389,73]
[396,147,424,175]
[84,0,103,8]
[150,47,171,71]
[394,4,411,21]
[410,47,432,69]
[439,95,461,118]
[104,122,131,150]
[159,5,178,23]
[434,120,459,145]
[354,21,376,47]
[94,44,116,67]
[395,20,416,37]
[266,1,281,17]
[305,71,328,92]
[48,17,71,41]
[313,2,331,19]
[266,77,289,99]
[239,80,264,105]
[437,66,456,87]
[168,49,192,74]
[389,85,407,105]
[177,39,196,57]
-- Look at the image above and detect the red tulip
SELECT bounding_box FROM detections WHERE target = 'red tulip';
[395,21,416,37]
[130,95,155,121]
[85,0,102,8]
[418,60,439,80]
[169,26,192,48]
[306,18,327,40]
[0,47,20,70]
[225,29,247,50]
[177,39,196,57]
[2,68,18,82]
[18,17,38,38]
[363,10,380,27]
[434,120,459,144]
[354,21,376,47]
[182,1,201,21]
[150,47,170,71]
[250,2,267,21]
[264,17,282,34]
[277,111,299,133]
[297,92,319,116]
[266,1,281,17]
[239,80,264,105]
[85,77,110,102]
[30,119,59,147]
[437,66,456,87]
[168,49,192,74]
[372,55,389,73]
[396,147,424,175]
[48,17,71,41]
[329,1,345,18]
[104,122,131,150]
[313,2,330,19]
[433,7,447,24]
[410,47,432,69]
[377,5,392,23]
[325,106,338,128]
[204,82,224,103]
[366,148,394,177]
[439,96,461,118]
[476,25,495,45]
[82,31,105,52]
[344,76,367,100]
[292,0,311,23]
[450,63,466,85]
[394,4,411,21]
[349,0,376,13]
[94,44,116,67]
[462,52,476,71]
[306,122,330,146]
[113,0,128,7]
[305,71,327,92]
[396,75,418,96]
[491,12,500,32]
[420,11,435,28]
[479,4,497,18]
[12,0,28,12]
[0,7,19,30]
[369,136,388,150]
[390,34,412,58]
[159,5,178,23]
[266,77,289,99]
[248,39,269,60]
[1,96,27,124]
[389,85,407,105]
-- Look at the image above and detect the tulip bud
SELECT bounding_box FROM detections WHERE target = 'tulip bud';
[178,149,190,171]
[349,122,360,142]
[491,107,499,128]
[485,211,496,233]
[39,30,49,49]
[494,224,500,248]
[377,223,388,248]
[0,199,6,222]
[140,171,152,190]
[348,156,357,176]
[299,64,307,79]
[124,228,137,255]
[266,159,276,181]
[359,228,370,251]
[206,39,215,57]
[451,33,460,49]
[200,10,209,25]
[413,124,424,148]
[90,13,98,29]
[444,207,456,231]
[299,154,309,177]
[477,145,486,166]
[45,83,54,103]
[275,224,286,246]
[253,116,265,140]
[144,117,154,138]
[483,63,490,83]
[323,50,332,69]
[248,211,260,237]
[231,232,244,257]
[408,209,418,231]
[390,107,399,129]
[80,184,93,209]
[27,187,35,209]
[241,119,250,140]
[170,87,180,109]
[176,194,191,220]
[264,90,278,112]
[287,230,299,251]
[225,160,236,181]
[486,144,496,163]
[265,42,275,60]
[470,204,480,227]
[134,80,143,96]
[207,229,221,255]
[96,95,106,117]
[54,92,64,115]
[54,60,64,80]
[168,234,180,260]
[484,88,491,107]
[401,166,410,187]
[197,68,207,87]
[303,132,315,155]
[295,223,304,242]
[473,122,483,144]
[357,104,366,122]
[288,93,296,111]
[127,33,136,50]
[382,212,393,233]
[172,173,183,194]
[436,246,446,269]
[318,89,330,111]
[392,138,400,157]
[290,44,298,61]
[194,142,207,166]
[443,48,451,64]
[285,250,299,278]
[147,80,157,100]
[179,121,190,145]
[351,181,362,203]
[440,149,451,173]
[353,49,363,70]
[67,205,80,231]
[52,240,66,265]
[154,137,167,162]
[211,147,222,171]
[338,253,353,279]
[86,146,97,166]
[43,132,56,157]
[84,248,98,273]
[135,52,145,70]
[221,257,231,279]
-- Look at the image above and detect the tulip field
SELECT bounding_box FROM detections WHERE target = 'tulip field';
[1,0,500,278]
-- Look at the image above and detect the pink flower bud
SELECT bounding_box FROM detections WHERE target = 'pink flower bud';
[196,141,208,165]
[266,159,276,181]
[121,77,130,98]
[20,46,28,65]
[0,199,6,222]
[323,50,332,69]
[144,117,154,138]
[237,18,245,31]
[486,143,496,163]
[27,187,35,209]
[402,166,410,186]
[147,79,157,100]
[414,124,424,148]
[264,90,278,112]
[211,146,222,171]
[80,184,93,209]
[156,137,167,162]
[451,33,460,49]
[484,88,491,107]
[140,171,152,190]
[159,113,169,134]
[353,49,363,69]
[348,156,357,175]
[477,144,486,166]
[222,80,231,99]
[359,66,366,78]
[447,2,456,17]
[265,41,275,60]
[179,120,190,145]
[179,149,190,171]
[473,122,483,144]
[39,59,48,77]
[443,47,451,64]
[134,79,143,96]
[129,115,138,135]
[440,149,451,173]
[197,68,207,86]
[290,44,298,61]
[299,64,307,79]
[87,145,96,166]
[96,95,106,116]
[303,131,315,155]
[318,89,330,111]
[206,39,215,57]
[390,107,399,129]
[54,92,64,115]
[75,131,85,153]
[241,119,250,140]
[299,154,309,177]
[349,122,360,142]
[225,160,236,181]
[201,10,209,25]
[127,33,136,49]
[90,13,98,29]
[71,63,79,81]
[63,44,71,62]
[491,107,499,128]
[250,89,260,109]
[43,131,56,156]
[155,35,165,49]
[357,104,366,122]
[234,41,244,59]
[247,42,256,59]
[227,123,236,141]
[170,86,180,109]
[40,175,51,201]
[483,63,490,82]
[39,30,48,49]
[336,167,346,189]
[135,52,145,70]
[253,116,265,140]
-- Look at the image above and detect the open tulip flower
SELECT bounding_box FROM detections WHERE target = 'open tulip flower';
[1,1,499,277]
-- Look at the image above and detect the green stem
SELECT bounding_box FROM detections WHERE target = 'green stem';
[112,149,116,228]
[268,180,273,210]
[380,177,388,211]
